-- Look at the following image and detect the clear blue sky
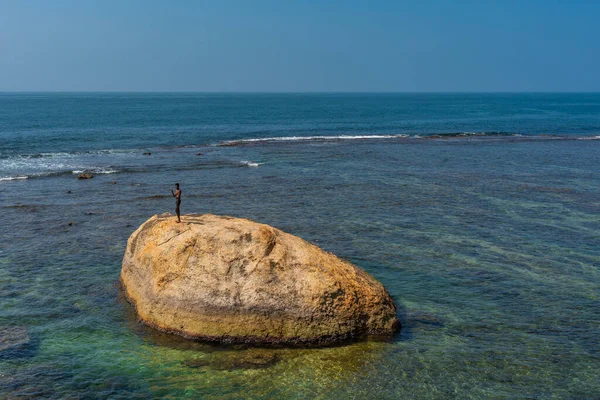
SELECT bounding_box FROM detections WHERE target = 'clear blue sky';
[1,0,599,92]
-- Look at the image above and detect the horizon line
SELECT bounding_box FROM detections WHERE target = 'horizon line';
[2,90,600,95]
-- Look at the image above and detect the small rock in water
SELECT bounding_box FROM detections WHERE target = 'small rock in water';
[183,358,211,368]
[410,313,444,327]
[184,350,280,371]
[0,326,30,353]
[68,222,73,226]
[67,190,72,194]
[143,152,152,155]
[196,153,203,156]
[77,173,94,180]
[111,181,117,185]
[232,352,280,370]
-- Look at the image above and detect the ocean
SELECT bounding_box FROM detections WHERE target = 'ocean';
[1,93,599,398]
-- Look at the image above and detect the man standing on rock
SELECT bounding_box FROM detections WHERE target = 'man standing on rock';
[171,183,182,223]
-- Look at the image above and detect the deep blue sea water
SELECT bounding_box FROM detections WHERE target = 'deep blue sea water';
[1,93,599,398]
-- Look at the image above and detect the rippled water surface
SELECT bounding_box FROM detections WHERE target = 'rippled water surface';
[1,94,599,398]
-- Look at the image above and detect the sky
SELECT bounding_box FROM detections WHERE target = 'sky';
[1,0,599,92]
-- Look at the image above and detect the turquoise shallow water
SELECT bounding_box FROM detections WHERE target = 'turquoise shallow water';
[1,94,599,398]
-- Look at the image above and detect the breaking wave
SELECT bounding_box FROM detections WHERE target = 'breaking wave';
[218,134,411,146]
[0,167,120,182]
[0,148,144,162]
[71,168,119,175]
[240,160,263,167]
[217,132,530,146]
[0,176,28,182]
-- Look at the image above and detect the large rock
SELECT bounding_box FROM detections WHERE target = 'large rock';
[121,214,399,345]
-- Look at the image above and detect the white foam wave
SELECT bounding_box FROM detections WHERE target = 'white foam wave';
[240,160,263,167]
[72,168,119,175]
[38,152,74,158]
[578,136,600,140]
[0,176,28,182]
[1,148,123,181]
[5,148,142,161]
[221,134,410,146]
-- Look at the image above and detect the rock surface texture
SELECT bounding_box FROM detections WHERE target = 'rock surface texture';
[121,214,399,345]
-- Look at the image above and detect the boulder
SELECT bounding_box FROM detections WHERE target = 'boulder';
[121,214,399,345]
[77,173,94,179]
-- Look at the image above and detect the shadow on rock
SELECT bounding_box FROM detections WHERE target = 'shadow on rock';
[118,282,227,353]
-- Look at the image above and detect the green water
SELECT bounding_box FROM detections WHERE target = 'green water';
[1,135,599,398]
